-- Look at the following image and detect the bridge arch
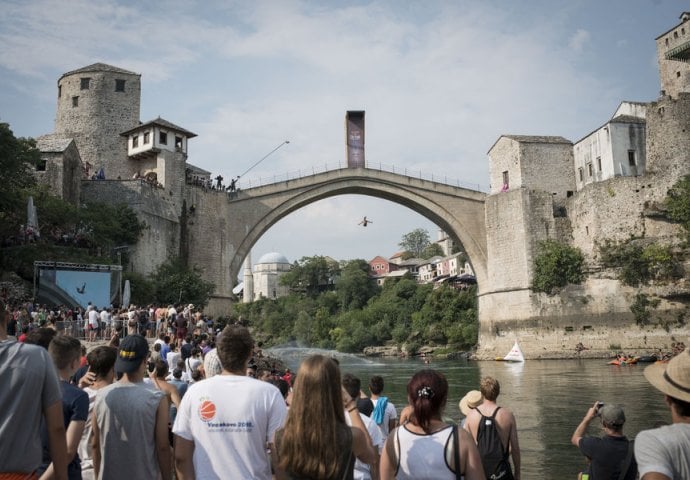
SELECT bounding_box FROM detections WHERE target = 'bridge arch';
[213,168,487,296]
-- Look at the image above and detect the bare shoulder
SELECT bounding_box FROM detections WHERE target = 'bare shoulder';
[496,406,516,422]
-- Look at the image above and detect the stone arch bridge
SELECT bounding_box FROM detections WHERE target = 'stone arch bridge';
[185,167,487,306]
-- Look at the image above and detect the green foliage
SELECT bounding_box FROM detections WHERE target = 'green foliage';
[630,293,660,326]
[421,243,444,259]
[399,228,431,258]
[599,239,681,286]
[150,258,215,307]
[665,174,690,240]
[122,271,155,307]
[236,268,478,353]
[0,123,37,233]
[335,259,379,310]
[280,255,339,297]
[532,240,585,294]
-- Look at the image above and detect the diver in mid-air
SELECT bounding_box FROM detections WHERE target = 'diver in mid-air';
[359,216,373,227]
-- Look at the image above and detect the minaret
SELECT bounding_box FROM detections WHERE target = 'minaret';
[243,252,254,303]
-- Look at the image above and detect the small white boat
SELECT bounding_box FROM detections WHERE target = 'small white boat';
[496,341,525,362]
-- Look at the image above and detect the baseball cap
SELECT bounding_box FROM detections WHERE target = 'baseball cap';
[600,404,625,427]
[115,334,149,374]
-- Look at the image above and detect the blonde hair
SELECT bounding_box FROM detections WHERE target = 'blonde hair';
[480,376,500,401]
[278,355,345,478]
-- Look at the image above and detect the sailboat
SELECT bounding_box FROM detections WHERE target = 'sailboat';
[495,341,525,362]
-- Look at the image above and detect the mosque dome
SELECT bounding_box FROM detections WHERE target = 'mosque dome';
[256,252,290,265]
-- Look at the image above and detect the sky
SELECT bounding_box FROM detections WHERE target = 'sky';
[0,0,683,264]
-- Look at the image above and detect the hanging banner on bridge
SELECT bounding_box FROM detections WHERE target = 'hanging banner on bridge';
[346,111,365,168]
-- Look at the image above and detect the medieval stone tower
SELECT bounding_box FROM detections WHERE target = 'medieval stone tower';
[657,12,690,99]
[54,63,141,179]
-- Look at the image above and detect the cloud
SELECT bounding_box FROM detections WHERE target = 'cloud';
[0,0,645,262]
[569,29,591,53]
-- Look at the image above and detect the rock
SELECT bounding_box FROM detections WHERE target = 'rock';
[363,346,400,357]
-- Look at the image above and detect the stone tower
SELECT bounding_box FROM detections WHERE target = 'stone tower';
[656,12,690,99]
[54,63,141,179]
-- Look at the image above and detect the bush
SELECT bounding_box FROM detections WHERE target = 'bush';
[666,174,690,241]
[599,239,681,286]
[532,240,585,294]
[630,293,660,326]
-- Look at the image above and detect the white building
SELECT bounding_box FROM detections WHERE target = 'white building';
[573,102,646,191]
[252,252,292,300]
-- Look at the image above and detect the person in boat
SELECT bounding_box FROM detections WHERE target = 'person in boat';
[464,376,521,480]
[380,369,485,479]
[571,402,637,480]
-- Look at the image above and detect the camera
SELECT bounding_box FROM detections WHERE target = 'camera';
[595,401,604,415]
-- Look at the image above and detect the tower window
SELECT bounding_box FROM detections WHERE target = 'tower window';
[596,157,602,172]
[80,78,90,90]
[502,170,509,190]
[678,71,682,78]
[58,85,61,98]
[628,150,636,166]
[143,132,150,144]
[675,31,679,39]
[132,135,139,148]
[36,159,47,172]
[115,79,125,92]
[159,132,168,145]
[578,167,583,182]
[666,38,669,46]
[175,136,183,151]
[587,163,592,177]
[72,96,79,107]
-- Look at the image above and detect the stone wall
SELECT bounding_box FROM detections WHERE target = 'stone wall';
[80,179,180,275]
[656,15,690,98]
[520,142,575,201]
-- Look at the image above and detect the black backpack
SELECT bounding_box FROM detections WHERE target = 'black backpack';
[477,407,514,480]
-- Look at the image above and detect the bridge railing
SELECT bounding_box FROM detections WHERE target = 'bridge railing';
[236,162,487,192]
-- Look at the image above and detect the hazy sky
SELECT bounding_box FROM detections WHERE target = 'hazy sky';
[0,0,681,264]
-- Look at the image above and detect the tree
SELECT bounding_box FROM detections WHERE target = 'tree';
[399,228,431,257]
[0,123,38,236]
[150,258,215,307]
[336,259,378,310]
[421,243,444,259]
[280,256,339,297]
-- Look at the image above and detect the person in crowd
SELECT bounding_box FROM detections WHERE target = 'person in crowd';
[380,369,485,479]
[184,346,202,379]
[87,305,99,341]
[0,299,68,479]
[168,368,189,423]
[148,358,182,427]
[37,336,87,480]
[92,335,171,480]
[369,375,398,437]
[267,378,290,405]
[464,376,521,480]
[173,325,287,479]
[149,342,164,364]
[459,390,484,428]
[342,373,384,480]
[571,402,637,480]
[635,348,690,479]
[77,346,117,480]
[274,355,377,480]
[24,327,57,349]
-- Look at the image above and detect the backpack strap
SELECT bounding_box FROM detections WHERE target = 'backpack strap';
[453,425,462,480]
[617,439,634,480]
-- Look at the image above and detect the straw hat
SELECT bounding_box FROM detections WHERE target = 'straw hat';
[644,348,690,403]
[459,390,483,416]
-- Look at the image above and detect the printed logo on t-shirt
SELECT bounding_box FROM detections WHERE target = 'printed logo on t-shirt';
[198,398,217,422]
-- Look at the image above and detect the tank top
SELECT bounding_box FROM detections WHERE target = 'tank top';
[395,424,461,480]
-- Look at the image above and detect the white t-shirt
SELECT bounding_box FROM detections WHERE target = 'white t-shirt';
[636,423,690,480]
[88,309,99,328]
[100,310,111,326]
[371,397,397,437]
[345,412,385,480]
[173,375,287,480]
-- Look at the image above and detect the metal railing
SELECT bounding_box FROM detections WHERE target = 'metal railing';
[235,162,487,192]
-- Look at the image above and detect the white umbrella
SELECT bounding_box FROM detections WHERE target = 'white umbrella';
[27,196,40,238]
[122,280,131,308]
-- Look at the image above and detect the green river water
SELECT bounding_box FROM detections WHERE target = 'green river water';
[269,348,671,479]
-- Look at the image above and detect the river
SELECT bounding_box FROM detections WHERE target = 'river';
[268,348,671,478]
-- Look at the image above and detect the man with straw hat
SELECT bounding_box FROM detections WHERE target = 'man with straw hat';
[635,348,690,479]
